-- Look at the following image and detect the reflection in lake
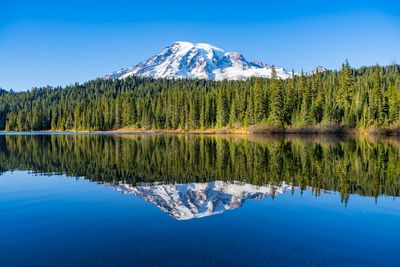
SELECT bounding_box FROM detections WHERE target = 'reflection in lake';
[1,134,400,266]
[0,134,399,205]
[109,181,294,220]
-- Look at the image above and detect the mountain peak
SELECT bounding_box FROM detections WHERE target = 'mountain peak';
[171,41,224,52]
[104,41,323,81]
[172,41,192,46]
[306,65,327,76]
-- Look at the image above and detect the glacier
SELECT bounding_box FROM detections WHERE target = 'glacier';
[104,41,325,81]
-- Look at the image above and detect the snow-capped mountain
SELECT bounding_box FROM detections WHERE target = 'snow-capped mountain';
[106,181,295,220]
[306,65,327,76]
[105,41,305,81]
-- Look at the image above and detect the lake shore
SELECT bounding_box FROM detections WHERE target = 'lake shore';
[0,128,247,134]
[1,125,400,135]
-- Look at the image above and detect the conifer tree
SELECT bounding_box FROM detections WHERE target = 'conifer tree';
[269,78,285,127]
[337,61,354,117]
[115,96,122,129]
[284,71,296,125]
[229,97,237,127]
[253,79,265,123]
[245,88,255,126]
[371,65,383,125]
[300,74,313,125]
[313,70,324,123]
[216,89,228,127]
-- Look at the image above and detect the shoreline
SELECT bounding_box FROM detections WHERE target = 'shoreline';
[0,125,399,135]
[0,128,247,134]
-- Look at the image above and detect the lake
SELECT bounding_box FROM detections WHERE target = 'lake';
[0,133,399,266]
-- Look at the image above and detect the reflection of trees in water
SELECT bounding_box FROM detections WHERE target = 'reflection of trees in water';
[0,134,399,204]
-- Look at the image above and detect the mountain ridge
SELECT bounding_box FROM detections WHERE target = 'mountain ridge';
[104,41,326,81]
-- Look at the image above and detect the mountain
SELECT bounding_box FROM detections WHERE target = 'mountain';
[104,41,324,81]
[305,65,327,76]
[107,181,295,220]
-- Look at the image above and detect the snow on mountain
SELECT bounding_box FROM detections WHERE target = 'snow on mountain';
[104,41,305,81]
[305,65,327,76]
[106,181,295,220]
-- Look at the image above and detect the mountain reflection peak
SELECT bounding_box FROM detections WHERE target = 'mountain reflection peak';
[108,181,293,220]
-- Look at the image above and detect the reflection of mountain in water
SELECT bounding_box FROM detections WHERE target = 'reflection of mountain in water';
[107,181,294,220]
[1,134,397,205]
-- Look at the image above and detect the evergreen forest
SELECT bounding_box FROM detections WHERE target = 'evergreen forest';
[1,63,400,132]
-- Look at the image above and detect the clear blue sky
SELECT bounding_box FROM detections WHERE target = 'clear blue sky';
[1,0,400,91]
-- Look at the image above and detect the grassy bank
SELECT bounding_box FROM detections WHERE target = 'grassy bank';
[247,124,349,134]
[248,123,400,135]
[0,127,248,134]
[2,124,400,135]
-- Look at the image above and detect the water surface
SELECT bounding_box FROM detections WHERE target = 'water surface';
[0,134,399,266]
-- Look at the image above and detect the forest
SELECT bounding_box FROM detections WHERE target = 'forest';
[0,63,399,132]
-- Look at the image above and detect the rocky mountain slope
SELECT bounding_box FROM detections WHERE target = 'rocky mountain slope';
[105,41,325,81]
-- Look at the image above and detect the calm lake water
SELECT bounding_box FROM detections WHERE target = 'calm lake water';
[0,134,399,266]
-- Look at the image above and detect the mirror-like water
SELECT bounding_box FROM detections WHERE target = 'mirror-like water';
[0,134,399,266]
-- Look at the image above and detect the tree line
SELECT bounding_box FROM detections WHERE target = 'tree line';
[0,63,399,131]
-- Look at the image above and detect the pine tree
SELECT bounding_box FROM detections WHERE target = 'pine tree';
[387,82,399,123]
[298,70,307,105]
[245,88,254,126]
[253,79,265,123]
[300,74,312,125]
[188,94,198,129]
[216,89,228,127]
[74,101,83,130]
[172,91,181,129]
[204,94,211,128]
[17,111,25,131]
[65,113,73,129]
[371,65,383,125]
[229,96,237,127]
[337,61,354,117]
[313,70,324,124]
[115,96,122,129]
[269,79,285,127]
[32,106,40,130]
[51,106,58,130]
[122,98,131,127]
[284,70,296,125]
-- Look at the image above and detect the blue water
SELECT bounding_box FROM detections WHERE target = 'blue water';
[1,171,399,266]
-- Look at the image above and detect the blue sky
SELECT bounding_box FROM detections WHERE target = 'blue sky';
[1,0,400,91]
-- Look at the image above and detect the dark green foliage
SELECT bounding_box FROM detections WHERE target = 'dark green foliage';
[0,64,400,131]
[253,79,266,123]
[269,78,285,126]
